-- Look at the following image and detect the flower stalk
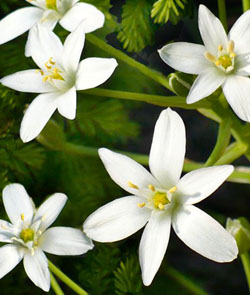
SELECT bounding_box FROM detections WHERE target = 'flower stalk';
[242,0,250,12]
[218,0,228,32]
[48,260,88,295]
[50,272,64,295]
[240,252,250,292]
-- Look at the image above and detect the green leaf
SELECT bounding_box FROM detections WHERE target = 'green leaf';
[117,0,154,52]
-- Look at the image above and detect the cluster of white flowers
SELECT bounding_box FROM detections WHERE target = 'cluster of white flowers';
[0,1,244,292]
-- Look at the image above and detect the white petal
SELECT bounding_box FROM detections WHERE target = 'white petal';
[222,75,250,122]
[83,196,151,242]
[3,184,34,226]
[23,248,50,292]
[139,211,171,286]
[39,227,94,255]
[76,58,118,90]
[59,2,104,33]
[229,10,250,55]
[0,7,43,45]
[172,205,238,262]
[63,21,85,72]
[158,42,210,74]
[149,108,186,189]
[58,87,77,120]
[0,220,17,242]
[235,53,250,76]
[187,68,226,104]
[20,92,59,143]
[98,148,159,195]
[0,70,55,93]
[177,165,234,205]
[29,24,63,69]
[0,244,23,279]
[34,193,67,232]
[198,5,228,55]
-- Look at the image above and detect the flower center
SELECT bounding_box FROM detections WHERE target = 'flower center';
[20,228,35,243]
[152,191,169,210]
[37,57,64,83]
[46,0,57,10]
[205,40,236,72]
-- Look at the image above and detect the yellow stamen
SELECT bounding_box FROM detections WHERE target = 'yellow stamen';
[230,52,236,58]
[228,40,235,53]
[205,52,216,62]
[169,186,177,194]
[36,69,44,76]
[21,213,25,221]
[128,181,139,189]
[46,0,57,10]
[158,203,164,210]
[138,202,146,208]
[31,248,35,256]
[215,60,221,66]
[218,44,223,51]
[45,62,52,70]
[49,57,55,65]
[148,184,155,191]
[43,76,51,83]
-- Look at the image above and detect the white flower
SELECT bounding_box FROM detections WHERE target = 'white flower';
[83,108,238,286]
[0,0,104,56]
[0,183,94,292]
[0,23,118,143]
[159,5,250,122]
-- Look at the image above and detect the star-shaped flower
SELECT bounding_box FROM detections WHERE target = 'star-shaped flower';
[83,108,238,286]
[0,0,104,56]
[0,23,118,142]
[0,183,93,292]
[159,5,250,122]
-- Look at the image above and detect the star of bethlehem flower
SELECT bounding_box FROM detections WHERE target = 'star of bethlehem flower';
[0,0,105,56]
[83,108,238,286]
[0,183,94,292]
[159,5,250,122]
[0,22,118,143]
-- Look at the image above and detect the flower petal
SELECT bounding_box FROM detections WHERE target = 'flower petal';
[158,42,210,74]
[83,196,151,242]
[39,227,94,255]
[0,244,23,279]
[63,21,85,72]
[59,2,105,33]
[139,210,171,286]
[149,108,185,189]
[0,70,55,93]
[0,220,17,242]
[172,205,238,262]
[198,5,228,55]
[28,24,63,69]
[3,184,34,226]
[57,87,77,120]
[76,58,118,90]
[222,75,250,122]
[229,10,250,55]
[234,53,250,76]
[23,248,50,292]
[0,7,43,45]
[33,193,67,233]
[98,148,159,195]
[187,68,226,104]
[177,165,234,205]
[20,92,59,143]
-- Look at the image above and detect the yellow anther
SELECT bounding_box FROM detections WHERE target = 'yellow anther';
[205,52,216,62]
[148,184,155,191]
[36,69,44,76]
[158,203,164,210]
[215,60,221,66]
[230,52,236,58]
[138,202,146,208]
[43,76,51,83]
[228,40,235,53]
[169,186,177,194]
[218,44,223,51]
[49,57,55,65]
[45,62,52,70]
[21,213,25,221]
[128,181,139,189]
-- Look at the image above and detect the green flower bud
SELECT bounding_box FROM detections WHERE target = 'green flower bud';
[168,72,193,97]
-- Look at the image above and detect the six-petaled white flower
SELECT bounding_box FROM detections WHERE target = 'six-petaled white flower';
[0,183,94,292]
[159,5,250,122]
[83,108,238,286]
[0,22,118,143]
[0,0,104,56]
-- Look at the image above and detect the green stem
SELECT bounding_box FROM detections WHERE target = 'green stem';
[166,266,207,295]
[81,88,211,110]
[242,0,250,12]
[50,272,64,295]
[215,142,247,165]
[204,119,231,167]
[48,260,88,295]
[240,252,250,292]
[86,34,173,92]
[218,0,228,32]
